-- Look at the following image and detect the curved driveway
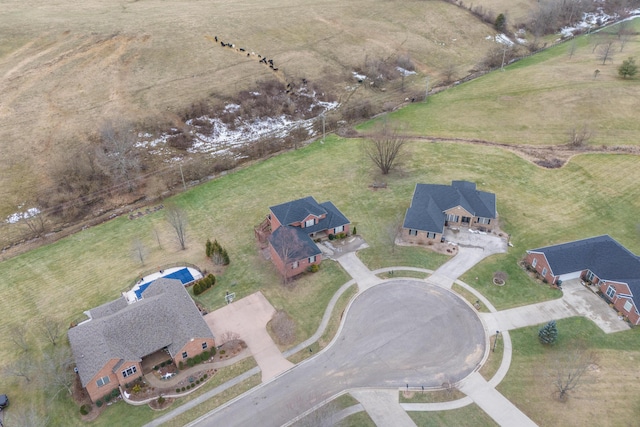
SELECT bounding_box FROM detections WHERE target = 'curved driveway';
[192,280,485,427]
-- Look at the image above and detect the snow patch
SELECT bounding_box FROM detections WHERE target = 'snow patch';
[495,33,514,46]
[353,71,367,81]
[6,207,41,224]
[396,67,417,76]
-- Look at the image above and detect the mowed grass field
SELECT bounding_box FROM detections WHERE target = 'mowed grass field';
[2,124,640,424]
[373,19,640,146]
[0,0,500,218]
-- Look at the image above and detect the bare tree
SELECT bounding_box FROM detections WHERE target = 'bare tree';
[9,323,31,352]
[38,316,64,346]
[4,357,37,383]
[43,346,75,398]
[549,342,597,401]
[165,205,188,250]
[442,62,458,84]
[363,122,407,175]
[131,238,148,265]
[97,119,141,192]
[152,226,163,249]
[21,209,47,239]
[596,41,616,65]
[567,125,592,148]
[270,226,307,285]
[219,331,241,345]
[617,20,633,51]
[567,38,577,59]
[269,310,297,345]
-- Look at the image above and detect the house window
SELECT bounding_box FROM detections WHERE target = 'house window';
[182,351,188,359]
[585,270,595,281]
[292,261,299,269]
[477,217,491,225]
[305,218,315,227]
[96,376,110,387]
[408,229,418,236]
[122,366,137,378]
[532,258,537,268]
[334,225,344,233]
[606,286,616,299]
[308,255,316,263]
[446,214,459,223]
[541,267,547,276]
[623,300,633,312]
[426,232,437,239]
[461,216,471,224]
[202,342,208,350]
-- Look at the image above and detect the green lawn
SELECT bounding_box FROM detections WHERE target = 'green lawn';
[362,29,640,147]
[498,317,640,426]
[407,404,498,427]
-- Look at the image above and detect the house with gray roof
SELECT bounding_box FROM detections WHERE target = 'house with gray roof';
[402,181,497,244]
[68,278,215,402]
[525,235,640,325]
[265,196,350,278]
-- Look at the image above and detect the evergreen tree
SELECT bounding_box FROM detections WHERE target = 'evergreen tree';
[538,320,558,345]
[618,57,637,79]
[205,239,213,258]
[494,13,506,32]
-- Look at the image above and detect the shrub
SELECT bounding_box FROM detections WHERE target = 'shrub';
[160,361,166,368]
[196,380,200,385]
[153,365,159,371]
[186,384,191,390]
[176,388,181,393]
[220,349,226,355]
[203,373,208,379]
[181,387,186,392]
[308,264,319,273]
[132,384,142,394]
[187,358,196,367]
[96,399,103,408]
[111,389,121,399]
[166,359,172,365]
[104,393,112,403]
[352,226,357,235]
[80,404,91,415]
[157,396,165,405]
[328,234,335,240]
[210,348,216,357]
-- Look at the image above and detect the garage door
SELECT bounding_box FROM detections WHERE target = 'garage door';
[559,271,582,281]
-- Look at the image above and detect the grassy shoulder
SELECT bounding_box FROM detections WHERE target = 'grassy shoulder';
[407,404,498,427]
[498,317,640,426]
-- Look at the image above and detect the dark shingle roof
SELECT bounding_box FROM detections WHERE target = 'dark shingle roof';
[528,235,640,307]
[403,181,497,233]
[270,196,327,226]
[269,226,321,262]
[68,279,214,387]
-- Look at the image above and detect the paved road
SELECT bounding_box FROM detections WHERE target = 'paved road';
[189,280,486,427]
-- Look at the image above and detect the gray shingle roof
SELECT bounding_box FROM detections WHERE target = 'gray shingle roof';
[528,235,640,307]
[403,181,497,233]
[270,196,327,226]
[269,225,321,261]
[68,279,214,387]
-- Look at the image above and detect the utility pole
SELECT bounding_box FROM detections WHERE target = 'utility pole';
[179,164,187,191]
[493,330,500,352]
[501,46,507,71]
[424,76,429,102]
[321,113,326,143]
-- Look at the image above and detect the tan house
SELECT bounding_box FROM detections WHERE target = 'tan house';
[68,279,215,402]
[402,181,497,244]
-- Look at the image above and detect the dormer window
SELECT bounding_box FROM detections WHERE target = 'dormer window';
[305,218,315,227]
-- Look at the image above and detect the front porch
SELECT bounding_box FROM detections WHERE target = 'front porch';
[140,348,172,374]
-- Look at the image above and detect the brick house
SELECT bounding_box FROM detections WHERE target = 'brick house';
[68,279,215,402]
[266,196,350,278]
[402,181,497,244]
[525,235,640,325]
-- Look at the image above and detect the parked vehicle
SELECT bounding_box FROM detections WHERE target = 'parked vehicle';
[0,394,8,409]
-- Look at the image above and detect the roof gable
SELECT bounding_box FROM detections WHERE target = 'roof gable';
[268,226,321,261]
[270,196,327,226]
[69,279,214,386]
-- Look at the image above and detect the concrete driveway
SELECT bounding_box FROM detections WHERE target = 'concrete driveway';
[204,292,294,382]
[192,280,486,427]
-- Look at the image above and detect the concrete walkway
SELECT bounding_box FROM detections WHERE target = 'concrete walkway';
[350,389,417,427]
[480,279,629,334]
[336,252,382,291]
[204,292,293,382]
[458,372,537,427]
